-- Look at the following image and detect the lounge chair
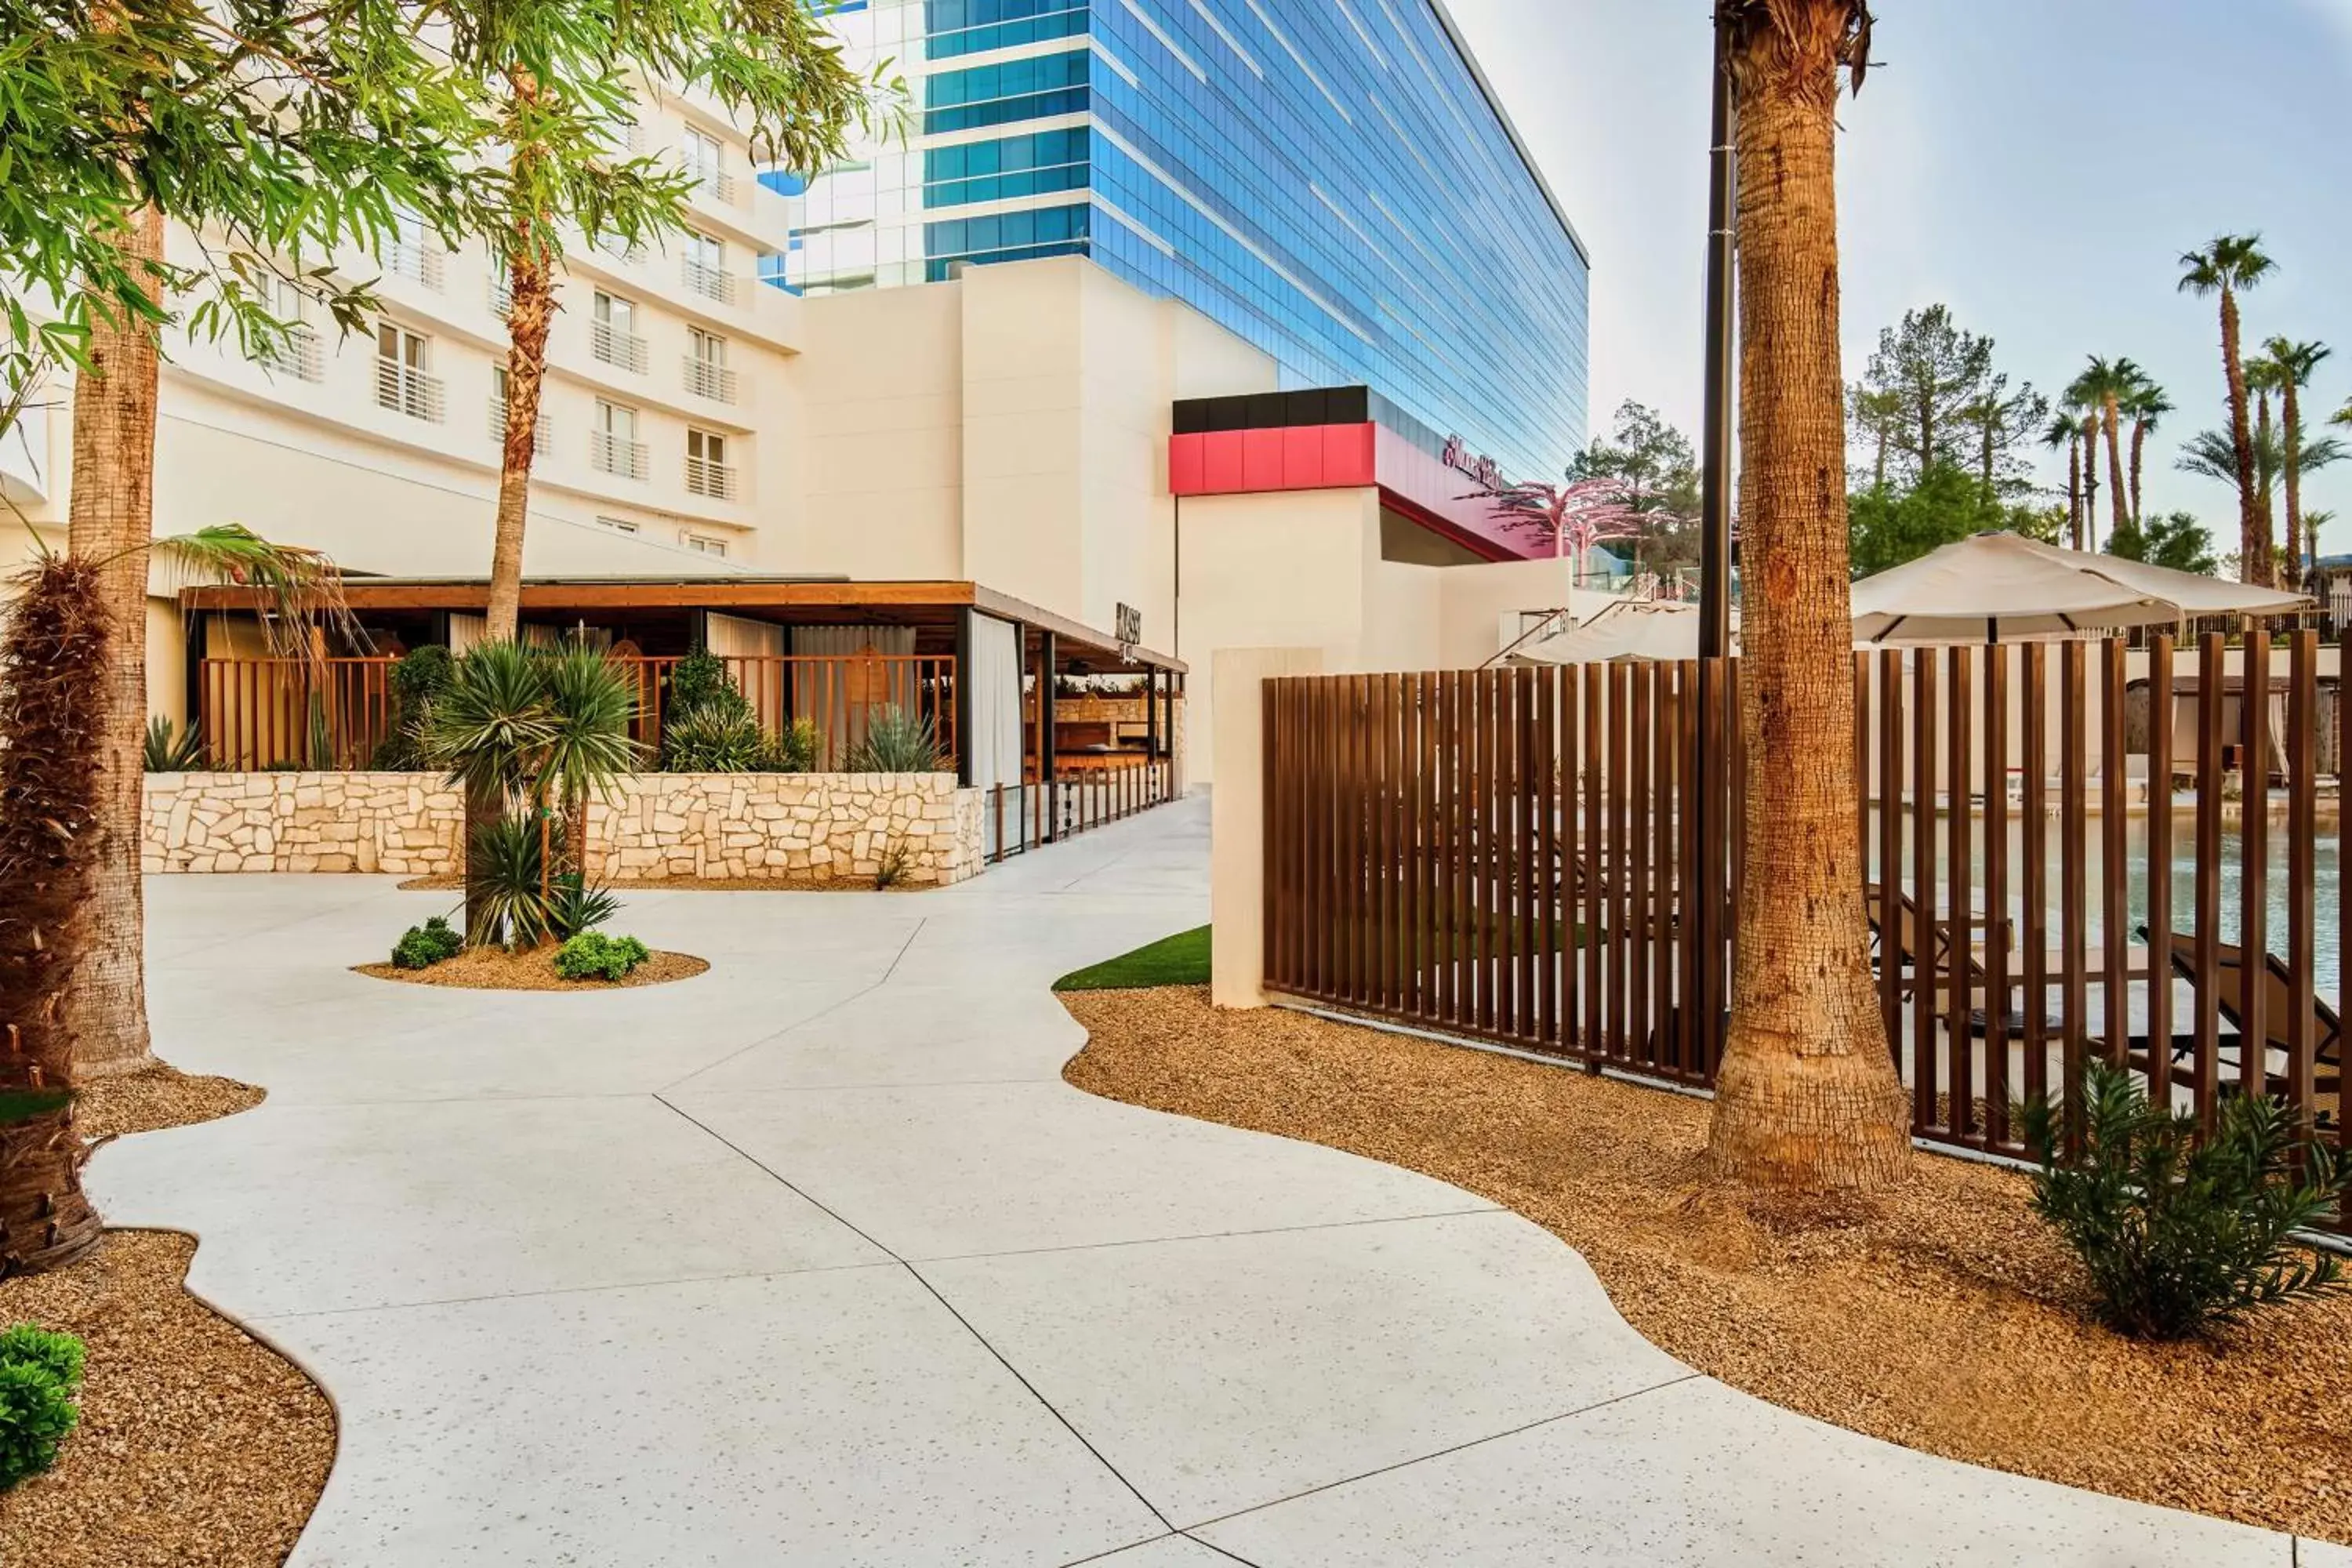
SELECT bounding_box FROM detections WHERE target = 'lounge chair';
[2134,927,2341,1127]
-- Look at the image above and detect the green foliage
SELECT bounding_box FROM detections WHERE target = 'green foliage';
[539,644,640,814]
[2177,425,2346,503]
[842,706,942,774]
[426,641,560,804]
[0,1091,73,1128]
[1054,927,1212,991]
[548,875,619,942]
[553,931,651,982]
[466,812,550,949]
[665,649,745,720]
[0,1324,86,1491]
[1849,463,2027,576]
[662,701,766,772]
[2022,1063,2352,1340]
[375,647,458,770]
[1569,401,1702,576]
[391,914,464,970]
[142,716,206,772]
[2107,511,2220,575]
[873,840,910,891]
[762,717,822,774]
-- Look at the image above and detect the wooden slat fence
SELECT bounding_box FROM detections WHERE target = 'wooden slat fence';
[1264,633,2347,1227]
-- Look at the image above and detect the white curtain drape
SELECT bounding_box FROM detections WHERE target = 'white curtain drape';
[789,623,920,764]
[968,613,1023,789]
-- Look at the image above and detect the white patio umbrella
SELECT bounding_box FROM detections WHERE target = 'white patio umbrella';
[1849,531,2309,645]
[1511,599,1737,665]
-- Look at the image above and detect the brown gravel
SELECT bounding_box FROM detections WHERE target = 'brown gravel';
[354,946,710,990]
[395,873,922,893]
[1063,986,2352,1544]
[0,1068,336,1566]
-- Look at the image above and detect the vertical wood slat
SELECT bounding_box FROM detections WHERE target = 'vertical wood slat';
[1561,670,1583,1056]
[1477,670,1497,1036]
[1421,672,1439,1023]
[1537,667,1560,1051]
[1637,662,1656,1067]
[1879,651,1905,1061]
[1374,674,1394,1016]
[1583,663,1606,1069]
[2101,641,2131,1069]
[1653,664,1678,1072]
[2194,633,2226,1131]
[1501,669,1524,1040]
[1726,657,1746,1073]
[2144,638,2175,1112]
[1607,662,1631,1061]
[1911,651,1939,1131]
[2286,633,2318,1120]
[2240,630,2272,1101]
[2341,633,2350,1196]
[1947,647,1974,1140]
[1518,666,1541,1046]
[1983,646,2010,1149]
[1677,662,1702,1077]
[1446,670,1468,1029]
[2060,641,2089,1137]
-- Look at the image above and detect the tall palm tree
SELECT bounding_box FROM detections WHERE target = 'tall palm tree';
[2068,357,2135,550]
[2118,370,2173,527]
[2179,235,2277,584]
[2247,358,2284,583]
[2079,406,2104,551]
[1707,0,1908,1195]
[2041,409,2084,547]
[2258,339,2331,585]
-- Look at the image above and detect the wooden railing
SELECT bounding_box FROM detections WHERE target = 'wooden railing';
[1263,633,2347,1227]
[984,758,1175,864]
[195,652,959,774]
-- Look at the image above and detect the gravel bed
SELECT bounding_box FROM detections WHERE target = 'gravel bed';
[1062,986,2352,1544]
[0,1069,334,1566]
[396,873,921,893]
[354,946,710,990]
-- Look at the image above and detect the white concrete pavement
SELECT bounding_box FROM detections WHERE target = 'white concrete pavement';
[92,796,2325,1565]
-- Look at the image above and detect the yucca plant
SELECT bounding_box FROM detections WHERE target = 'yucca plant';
[141,715,207,772]
[465,812,551,950]
[662,702,764,772]
[842,705,942,774]
[539,645,639,875]
[2024,1062,2352,1339]
[547,873,620,942]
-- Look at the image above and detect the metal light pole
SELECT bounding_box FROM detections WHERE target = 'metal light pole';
[1695,8,1738,1044]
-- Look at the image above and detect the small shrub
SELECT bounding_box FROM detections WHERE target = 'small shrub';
[0,1324,86,1491]
[554,931,652,982]
[375,646,456,770]
[660,702,764,772]
[548,874,620,942]
[873,840,910,890]
[391,915,463,970]
[142,715,207,772]
[664,648,745,722]
[842,706,942,774]
[2023,1062,2352,1340]
[759,716,822,773]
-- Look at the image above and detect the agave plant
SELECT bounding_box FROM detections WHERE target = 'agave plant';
[662,702,764,772]
[141,715,208,772]
[465,811,552,951]
[843,705,942,774]
[539,644,640,874]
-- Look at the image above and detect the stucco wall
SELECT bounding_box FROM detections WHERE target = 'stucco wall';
[143,771,985,885]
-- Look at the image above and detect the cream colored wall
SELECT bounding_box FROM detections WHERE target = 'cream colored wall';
[958,260,1087,616]
[787,281,966,580]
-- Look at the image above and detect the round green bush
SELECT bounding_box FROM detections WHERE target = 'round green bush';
[0,1325,85,1491]
[392,915,464,971]
[554,932,651,982]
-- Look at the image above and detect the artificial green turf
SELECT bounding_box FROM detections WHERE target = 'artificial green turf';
[1053,925,1211,991]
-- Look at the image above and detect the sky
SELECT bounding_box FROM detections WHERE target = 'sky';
[1445,0,2352,557]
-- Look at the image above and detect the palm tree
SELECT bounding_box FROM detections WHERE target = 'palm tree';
[2068,357,2135,550]
[2118,370,2173,526]
[2257,339,2331,585]
[2179,235,2277,584]
[1707,0,1909,1195]
[539,644,641,878]
[2041,409,2084,547]
[2,527,347,1277]
[2177,423,2346,578]
[2247,358,2284,582]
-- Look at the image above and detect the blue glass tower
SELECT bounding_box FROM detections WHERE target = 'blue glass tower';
[775,0,1589,478]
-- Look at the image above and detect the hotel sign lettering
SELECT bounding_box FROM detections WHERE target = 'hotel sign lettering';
[1115,601,1143,653]
[1442,434,1503,492]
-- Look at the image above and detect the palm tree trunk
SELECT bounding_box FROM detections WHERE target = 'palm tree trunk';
[2282,381,2306,586]
[2081,416,2102,554]
[2129,419,2148,526]
[2102,392,2129,546]
[485,245,554,644]
[2221,289,2266,585]
[0,1109,104,1278]
[2255,389,2278,585]
[63,203,163,1080]
[1706,7,1908,1194]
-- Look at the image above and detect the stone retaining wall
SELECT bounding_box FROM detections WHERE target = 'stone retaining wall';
[143,771,985,886]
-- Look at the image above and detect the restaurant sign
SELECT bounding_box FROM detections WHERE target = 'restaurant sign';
[1115,601,1143,654]
[1441,434,1503,492]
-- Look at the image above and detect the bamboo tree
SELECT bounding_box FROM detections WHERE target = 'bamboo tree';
[1707,0,1910,1194]
[2,0,478,1076]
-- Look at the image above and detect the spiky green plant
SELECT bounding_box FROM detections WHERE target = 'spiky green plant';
[141,715,206,772]
[842,706,942,774]
[423,641,560,810]
[2023,1062,2351,1340]
[465,812,551,951]
[661,702,765,772]
[762,716,822,773]
[539,644,639,873]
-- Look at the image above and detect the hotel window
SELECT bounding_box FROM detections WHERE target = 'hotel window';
[253,277,321,382]
[681,230,734,304]
[593,514,641,535]
[923,50,1089,136]
[387,207,444,289]
[590,398,647,481]
[489,365,551,455]
[373,323,441,421]
[590,292,647,372]
[683,533,728,558]
[684,328,735,403]
[682,126,733,204]
[684,427,735,500]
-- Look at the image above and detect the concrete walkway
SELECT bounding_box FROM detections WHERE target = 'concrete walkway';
[95,797,2332,1566]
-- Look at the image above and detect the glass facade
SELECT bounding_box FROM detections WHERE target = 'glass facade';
[773,0,1588,477]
